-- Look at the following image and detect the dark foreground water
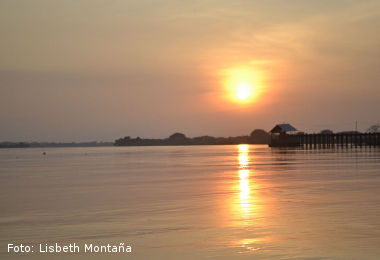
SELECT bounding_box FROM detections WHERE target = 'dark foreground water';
[1,145,380,260]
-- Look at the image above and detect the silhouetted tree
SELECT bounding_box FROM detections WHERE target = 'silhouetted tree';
[192,136,216,145]
[167,132,190,145]
[169,132,187,140]
[367,124,380,133]
[114,136,131,146]
[249,129,269,144]
[320,129,333,134]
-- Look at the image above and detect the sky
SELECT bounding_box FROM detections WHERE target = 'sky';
[1,0,379,142]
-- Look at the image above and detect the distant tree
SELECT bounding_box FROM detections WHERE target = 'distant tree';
[192,136,216,145]
[249,129,269,144]
[169,132,187,140]
[114,136,131,146]
[367,124,380,133]
[166,132,190,145]
[320,129,333,134]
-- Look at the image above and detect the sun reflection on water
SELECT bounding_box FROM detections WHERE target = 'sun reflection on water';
[239,169,250,215]
[234,144,264,253]
[238,144,252,218]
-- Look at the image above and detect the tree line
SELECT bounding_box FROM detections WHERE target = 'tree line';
[114,129,270,146]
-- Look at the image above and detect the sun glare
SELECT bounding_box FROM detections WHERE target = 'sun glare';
[236,82,253,100]
[221,66,264,105]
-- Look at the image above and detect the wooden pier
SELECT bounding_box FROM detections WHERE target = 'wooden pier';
[270,133,380,148]
[299,133,380,148]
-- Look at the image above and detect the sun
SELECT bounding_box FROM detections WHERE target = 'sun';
[221,66,262,104]
[236,82,253,100]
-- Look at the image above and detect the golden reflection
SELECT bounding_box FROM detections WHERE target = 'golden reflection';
[239,169,251,215]
[238,155,249,167]
[237,144,252,218]
[238,144,249,154]
[236,238,262,252]
[219,145,268,253]
[238,144,249,167]
[233,144,264,253]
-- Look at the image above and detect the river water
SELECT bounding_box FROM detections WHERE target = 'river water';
[1,145,380,259]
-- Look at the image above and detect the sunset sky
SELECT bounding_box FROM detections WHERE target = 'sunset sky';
[1,0,379,141]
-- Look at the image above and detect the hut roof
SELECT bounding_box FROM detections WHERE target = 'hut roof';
[270,124,298,134]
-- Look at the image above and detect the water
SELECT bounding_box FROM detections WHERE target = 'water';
[1,145,380,260]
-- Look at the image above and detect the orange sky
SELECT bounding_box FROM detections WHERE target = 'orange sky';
[1,0,380,141]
